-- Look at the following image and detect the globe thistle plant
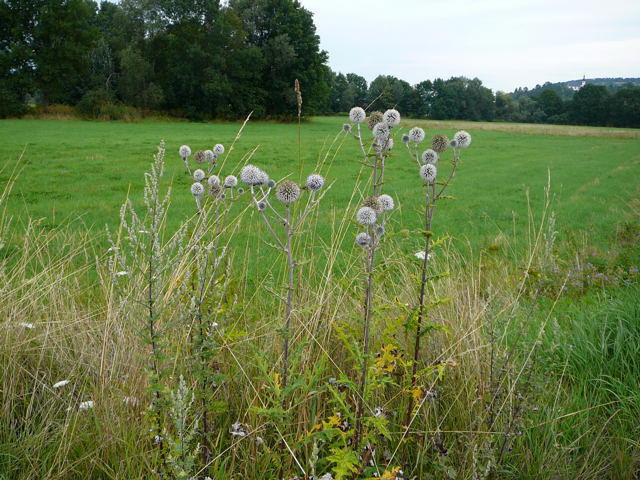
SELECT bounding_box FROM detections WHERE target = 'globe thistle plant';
[356,206,377,225]
[276,180,301,204]
[355,232,371,248]
[383,109,401,127]
[421,149,439,165]
[367,111,384,131]
[179,145,192,174]
[454,130,472,148]
[349,106,366,123]
[306,173,325,192]
[208,175,220,187]
[224,175,238,188]
[213,144,225,155]
[194,150,206,164]
[408,127,425,143]
[193,169,206,182]
[431,134,450,153]
[378,194,394,211]
[419,164,437,183]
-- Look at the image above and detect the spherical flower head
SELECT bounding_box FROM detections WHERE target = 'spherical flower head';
[343,123,351,133]
[373,122,390,141]
[355,232,371,248]
[276,180,301,203]
[224,175,238,188]
[213,144,225,155]
[179,145,191,158]
[420,164,437,183]
[191,182,205,196]
[356,206,377,225]
[382,138,394,151]
[408,127,425,143]
[431,134,449,153]
[402,134,410,144]
[257,170,269,186]
[193,169,205,181]
[454,130,472,148]
[240,164,266,186]
[267,179,276,188]
[208,175,220,187]
[306,173,324,191]
[367,111,383,130]
[378,194,394,211]
[194,150,208,164]
[237,187,245,194]
[257,201,266,211]
[362,196,383,213]
[349,106,366,123]
[204,150,215,162]
[421,149,439,165]
[383,109,401,127]
[374,224,385,237]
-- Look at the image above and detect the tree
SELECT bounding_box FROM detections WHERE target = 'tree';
[609,87,640,128]
[537,89,564,118]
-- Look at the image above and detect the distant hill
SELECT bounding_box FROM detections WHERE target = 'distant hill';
[511,77,640,100]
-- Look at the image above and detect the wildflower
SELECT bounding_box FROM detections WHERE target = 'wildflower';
[306,173,325,191]
[230,422,248,437]
[449,139,458,148]
[276,180,301,203]
[343,123,352,132]
[115,271,129,277]
[213,144,225,155]
[267,179,276,188]
[373,122,390,140]
[402,134,410,144]
[208,175,220,186]
[355,232,371,247]
[421,149,439,164]
[362,196,383,213]
[382,138,394,151]
[257,201,267,211]
[319,474,334,480]
[375,225,385,237]
[431,134,449,153]
[203,150,215,162]
[378,194,394,211]
[78,400,94,411]
[53,380,70,388]
[420,163,437,183]
[191,182,205,196]
[179,145,191,158]
[193,169,205,181]
[408,127,426,143]
[414,251,433,260]
[356,206,377,225]
[373,406,384,418]
[367,111,383,130]
[224,175,238,188]
[240,165,265,186]
[453,130,472,148]
[349,106,366,123]
[383,109,401,127]
[19,322,35,329]
[194,150,206,164]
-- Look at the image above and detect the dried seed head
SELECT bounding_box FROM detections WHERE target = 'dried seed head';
[408,127,425,143]
[179,145,191,158]
[356,206,377,225]
[420,163,437,183]
[431,134,449,153]
[276,180,301,203]
[355,232,371,247]
[378,194,394,211]
[208,175,220,186]
[193,169,205,181]
[367,111,383,130]
[362,196,383,213]
[213,144,225,155]
[373,122,390,140]
[191,182,205,196]
[349,107,366,123]
[454,130,472,148]
[194,150,206,163]
[383,109,401,127]
[224,175,238,188]
[306,173,325,191]
[421,149,439,164]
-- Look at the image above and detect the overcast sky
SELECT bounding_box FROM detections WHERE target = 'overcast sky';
[300,0,640,92]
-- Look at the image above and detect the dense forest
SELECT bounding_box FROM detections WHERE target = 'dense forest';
[2,0,639,127]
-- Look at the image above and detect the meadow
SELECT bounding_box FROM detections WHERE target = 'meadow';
[0,116,639,479]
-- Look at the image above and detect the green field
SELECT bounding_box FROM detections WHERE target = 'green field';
[2,117,639,254]
[1,117,639,479]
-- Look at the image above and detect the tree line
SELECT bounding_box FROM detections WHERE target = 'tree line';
[2,0,639,127]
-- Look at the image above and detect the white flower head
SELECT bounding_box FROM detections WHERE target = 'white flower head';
[53,380,70,388]
[78,400,94,411]
[191,182,205,196]
[349,106,366,123]
[19,322,35,329]
[382,138,394,151]
[420,164,437,183]
[224,175,238,188]
[378,194,394,211]
[276,180,301,203]
[208,175,220,187]
[356,206,377,225]
[193,169,205,181]
[373,122,390,141]
[240,165,266,186]
[116,271,129,277]
[179,145,191,158]
[421,149,439,164]
[306,173,325,191]
[454,130,472,148]
[415,251,434,261]
[204,150,215,162]
[383,109,401,127]
[213,144,225,155]
[355,232,371,247]
[408,127,425,143]
[319,474,334,480]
